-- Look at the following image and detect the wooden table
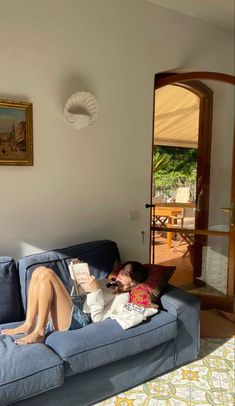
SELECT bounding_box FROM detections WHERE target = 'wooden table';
[152,206,184,247]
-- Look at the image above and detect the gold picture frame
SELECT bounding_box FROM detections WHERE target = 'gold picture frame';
[0,99,33,166]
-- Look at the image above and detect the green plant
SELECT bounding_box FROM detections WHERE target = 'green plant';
[152,146,197,200]
[153,152,171,172]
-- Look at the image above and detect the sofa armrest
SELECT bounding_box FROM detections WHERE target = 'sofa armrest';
[0,257,23,324]
[161,284,200,367]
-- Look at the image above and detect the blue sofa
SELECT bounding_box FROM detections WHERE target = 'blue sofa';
[0,240,200,406]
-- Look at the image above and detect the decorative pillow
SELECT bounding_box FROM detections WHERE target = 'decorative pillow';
[129,264,176,308]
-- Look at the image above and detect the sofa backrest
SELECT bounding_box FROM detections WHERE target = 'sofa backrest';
[0,257,23,323]
[18,240,120,311]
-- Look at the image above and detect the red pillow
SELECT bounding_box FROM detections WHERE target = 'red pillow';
[129,264,176,308]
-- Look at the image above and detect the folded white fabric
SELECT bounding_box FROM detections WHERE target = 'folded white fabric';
[111,303,158,330]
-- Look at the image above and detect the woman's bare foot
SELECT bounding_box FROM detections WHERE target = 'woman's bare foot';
[1,322,33,336]
[15,330,45,345]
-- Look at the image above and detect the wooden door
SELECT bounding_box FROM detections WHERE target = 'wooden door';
[150,71,235,311]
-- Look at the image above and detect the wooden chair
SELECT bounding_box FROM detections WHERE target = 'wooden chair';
[172,232,194,256]
[170,187,190,227]
[170,187,193,253]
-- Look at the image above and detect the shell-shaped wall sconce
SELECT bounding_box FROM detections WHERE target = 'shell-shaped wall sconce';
[64,91,99,130]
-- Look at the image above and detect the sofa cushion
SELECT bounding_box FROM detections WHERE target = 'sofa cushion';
[45,310,177,377]
[18,240,120,310]
[0,257,23,323]
[0,327,63,406]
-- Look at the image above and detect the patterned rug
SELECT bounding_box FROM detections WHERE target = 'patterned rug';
[95,338,234,406]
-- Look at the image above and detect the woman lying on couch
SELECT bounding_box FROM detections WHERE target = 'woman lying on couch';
[1,261,157,345]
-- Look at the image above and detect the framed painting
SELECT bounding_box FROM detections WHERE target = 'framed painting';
[0,99,33,166]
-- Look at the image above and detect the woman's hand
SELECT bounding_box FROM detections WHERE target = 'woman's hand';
[82,275,100,293]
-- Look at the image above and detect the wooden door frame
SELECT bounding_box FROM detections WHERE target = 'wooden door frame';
[154,71,235,87]
[228,121,235,297]
[151,71,235,311]
[153,79,213,279]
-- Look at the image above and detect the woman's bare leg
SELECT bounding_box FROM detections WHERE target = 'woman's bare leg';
[16,267,72,345]
[1,267,43,335]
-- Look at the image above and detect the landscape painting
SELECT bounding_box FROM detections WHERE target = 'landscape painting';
[0,99,33,165]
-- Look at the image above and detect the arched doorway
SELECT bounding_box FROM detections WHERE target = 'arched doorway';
[148,71,235,311]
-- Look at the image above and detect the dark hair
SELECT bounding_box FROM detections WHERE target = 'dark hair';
[123,261,149,284]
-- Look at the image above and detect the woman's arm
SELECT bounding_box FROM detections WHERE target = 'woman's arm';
[82,275,108,322]
[85,289,106,322]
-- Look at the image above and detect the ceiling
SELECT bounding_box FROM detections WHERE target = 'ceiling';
[147,0,235,31]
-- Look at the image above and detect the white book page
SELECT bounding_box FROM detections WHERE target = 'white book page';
[72,262,90,284]
[68,260,90,295]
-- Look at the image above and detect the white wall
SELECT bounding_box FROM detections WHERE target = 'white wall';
[0,0,234,261]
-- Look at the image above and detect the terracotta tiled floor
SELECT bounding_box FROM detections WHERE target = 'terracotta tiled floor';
[152,235,226,297]
[153,235,193,285]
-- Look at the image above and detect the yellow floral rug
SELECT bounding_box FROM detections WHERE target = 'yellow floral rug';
[95,338,234,406]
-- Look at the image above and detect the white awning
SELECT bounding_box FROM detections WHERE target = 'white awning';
[154,85,199,148]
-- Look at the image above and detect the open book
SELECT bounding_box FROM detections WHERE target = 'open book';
[68,259,90,295]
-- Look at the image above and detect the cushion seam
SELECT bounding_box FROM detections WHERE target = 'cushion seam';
[0,382,62,406]
[0,362,63,387]
[51,319,177,360]
[65,337,176,373]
